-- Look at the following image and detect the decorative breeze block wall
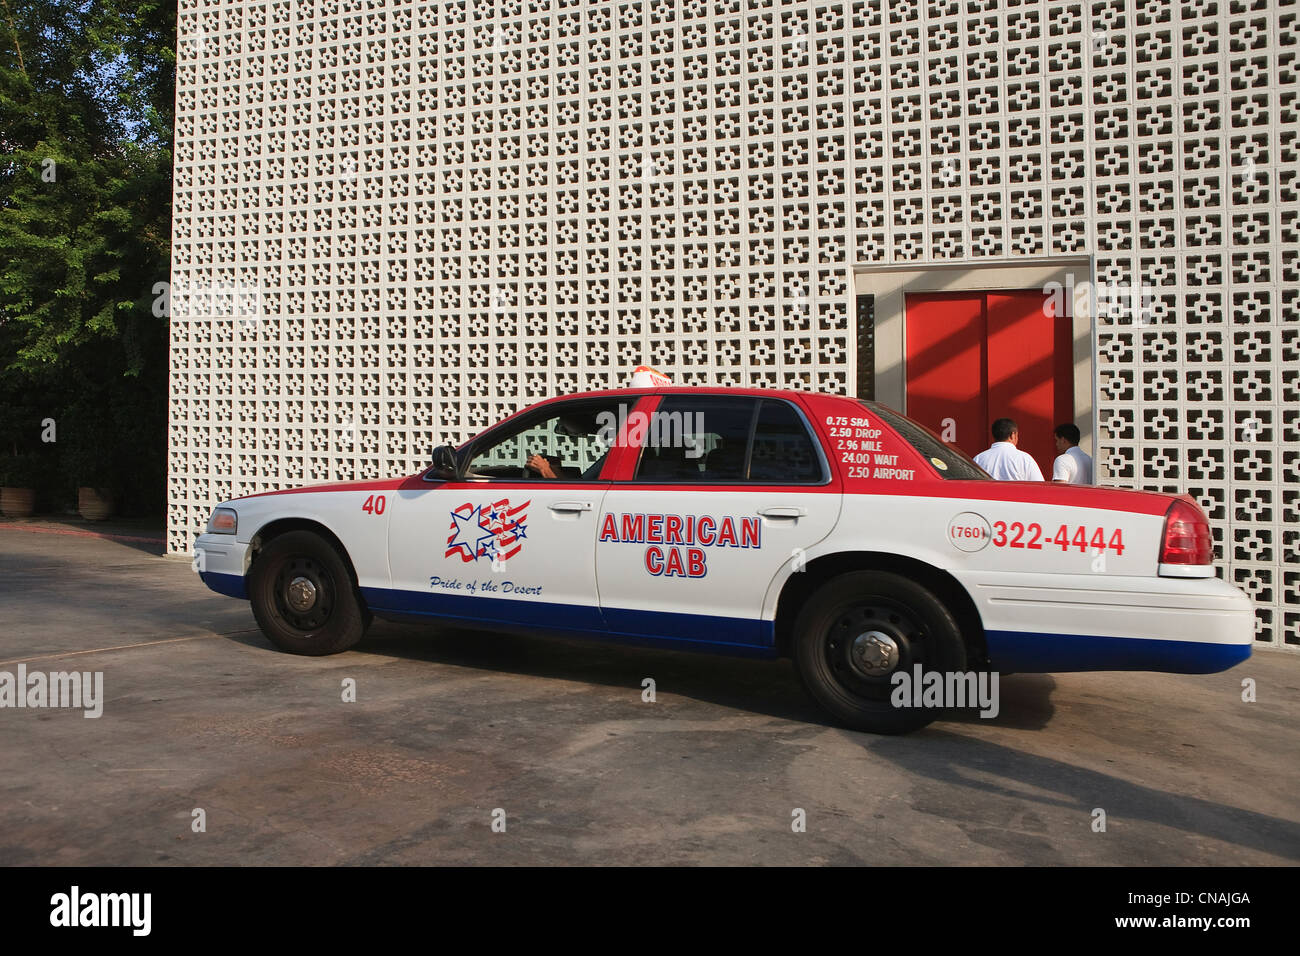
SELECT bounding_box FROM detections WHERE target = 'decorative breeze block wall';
[169,0,1300,650]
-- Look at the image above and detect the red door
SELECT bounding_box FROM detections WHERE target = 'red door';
[905,289,1072,478]
[902,292,987,459]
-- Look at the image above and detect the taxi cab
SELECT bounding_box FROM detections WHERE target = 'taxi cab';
[194,385,1254,733]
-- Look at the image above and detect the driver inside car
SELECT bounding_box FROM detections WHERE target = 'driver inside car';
[525,414,609,480]
[524,452,560,478]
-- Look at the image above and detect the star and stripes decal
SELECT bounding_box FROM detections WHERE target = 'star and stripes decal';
[445,499,531,565]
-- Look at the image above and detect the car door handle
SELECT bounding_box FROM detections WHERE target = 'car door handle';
[549,501,593,513]
[757,507,806,519]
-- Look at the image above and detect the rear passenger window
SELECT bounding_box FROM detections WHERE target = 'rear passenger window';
[750,401,822,482]
[635,397,753,482]
[633,396,824,484]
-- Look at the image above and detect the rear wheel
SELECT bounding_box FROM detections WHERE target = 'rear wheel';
[792,570,966,734]
[249,530,368,656]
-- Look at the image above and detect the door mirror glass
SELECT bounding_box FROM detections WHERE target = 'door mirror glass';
[427,444,460,480]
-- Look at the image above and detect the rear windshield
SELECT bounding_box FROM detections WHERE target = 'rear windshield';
[861,401,990,481]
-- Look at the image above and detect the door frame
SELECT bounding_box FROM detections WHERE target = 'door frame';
[852,257,1097,475]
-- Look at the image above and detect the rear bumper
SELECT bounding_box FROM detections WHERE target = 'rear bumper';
[982,630,1250,674]
[194,534,250,600]
[951,571,1254,674]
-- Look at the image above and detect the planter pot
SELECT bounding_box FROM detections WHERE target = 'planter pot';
[1,487,35,518]
[78,487,116,521]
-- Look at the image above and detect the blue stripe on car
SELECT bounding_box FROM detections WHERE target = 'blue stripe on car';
[360,586,776,655]
[985,629,1250,674]
[199,570,247,600]
[197,574,1249,673]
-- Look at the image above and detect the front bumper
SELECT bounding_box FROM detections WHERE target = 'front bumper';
[194,533,251,600]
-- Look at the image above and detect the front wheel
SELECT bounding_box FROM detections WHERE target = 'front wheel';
[249,530,369,656]
[792,570,967,734]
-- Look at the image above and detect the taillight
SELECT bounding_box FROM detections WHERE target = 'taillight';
[1160,498,1213,566]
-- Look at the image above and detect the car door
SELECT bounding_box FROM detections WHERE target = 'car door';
[594,394,842,651]
[382,396,631,634]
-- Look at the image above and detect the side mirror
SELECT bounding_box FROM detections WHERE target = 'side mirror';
[428,444,460,480]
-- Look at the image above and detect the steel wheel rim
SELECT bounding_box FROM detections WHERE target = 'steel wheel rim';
[823,598,929,700]
[272,555,335,632]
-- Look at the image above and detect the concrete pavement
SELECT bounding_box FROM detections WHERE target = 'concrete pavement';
[1,521,1296,865]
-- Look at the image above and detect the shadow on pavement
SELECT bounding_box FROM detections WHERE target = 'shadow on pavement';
[223,617,1060,734]
[864,729,1300,862]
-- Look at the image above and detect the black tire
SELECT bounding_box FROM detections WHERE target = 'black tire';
[792,570,967,734]
[249,530,368,656]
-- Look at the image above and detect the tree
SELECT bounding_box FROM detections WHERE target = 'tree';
[0,0,174,514]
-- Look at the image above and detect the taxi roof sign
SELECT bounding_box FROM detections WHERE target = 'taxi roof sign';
[629,365,673,388]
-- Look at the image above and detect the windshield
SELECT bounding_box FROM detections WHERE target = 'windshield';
[861,401,990,481]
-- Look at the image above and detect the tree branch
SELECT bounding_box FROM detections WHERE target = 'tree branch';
[0,0,24,75]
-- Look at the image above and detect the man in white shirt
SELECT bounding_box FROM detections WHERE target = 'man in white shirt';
[1051,423,1094,485]
[973,418,1045,481]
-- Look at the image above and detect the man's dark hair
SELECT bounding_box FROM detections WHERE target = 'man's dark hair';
[1054,423,1081,445]
[991,418,1017,442]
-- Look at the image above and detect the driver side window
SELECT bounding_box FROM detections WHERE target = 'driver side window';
[463,400,625,481]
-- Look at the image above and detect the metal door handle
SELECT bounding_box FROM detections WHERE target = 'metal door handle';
[549,501,593,513]
[757,507,806,519]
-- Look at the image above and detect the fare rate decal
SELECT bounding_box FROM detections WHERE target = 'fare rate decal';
[825,414,915,481]
[599,512,762,578]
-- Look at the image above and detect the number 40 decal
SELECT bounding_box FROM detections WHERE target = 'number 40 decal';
[361,494,387,515]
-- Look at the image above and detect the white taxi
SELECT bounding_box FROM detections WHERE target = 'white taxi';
[194,386,1254,733]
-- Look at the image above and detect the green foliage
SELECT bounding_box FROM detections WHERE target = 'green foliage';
[0,0,174,514]
[0,451,42,487]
